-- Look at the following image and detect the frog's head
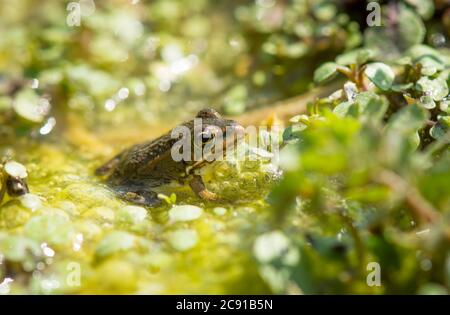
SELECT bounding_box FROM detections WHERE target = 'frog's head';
[195,108,242,133]
[184,108,244,173]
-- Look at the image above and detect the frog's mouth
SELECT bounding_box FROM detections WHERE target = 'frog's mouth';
[185,125,245,175]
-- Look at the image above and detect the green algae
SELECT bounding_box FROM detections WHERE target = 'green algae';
[0,115,276,294]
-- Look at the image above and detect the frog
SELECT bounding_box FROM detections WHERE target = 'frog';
[95,108,244,207]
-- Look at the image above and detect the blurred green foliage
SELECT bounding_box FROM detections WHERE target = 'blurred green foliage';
[258,0,450,294]
[0,0,361,141]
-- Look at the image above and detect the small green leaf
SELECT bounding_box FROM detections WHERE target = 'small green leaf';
[168,205,203,222]
[355,92,389,122]
[0,234,42,262]
[407,45,444,62]
[404,0,434,20]
[289,114,309,124]
[417,55,444,76]
[394,56,413,66]
[283,124,307,141]
[416,77,449,101]
[438,116,450,129]
[313,3,337,21]
[95,231,136,259]
[333,101,353,117]
[387,104,428,133]
[157,193,176,205]
[13,89,48,123]
[430,123,448,140]
[117,205,148,225]
[336,48,374,66]
[24,214,74,246]
[439,70,450,82]
[391,83,414,92]
[364,4,425,57]
[169,193,177,204]
[394,4,426,47]
[314,62,339,83]
[364,62,395,91]
[168,229,198,251]
[440,100,450,113]
[419,95,436,109]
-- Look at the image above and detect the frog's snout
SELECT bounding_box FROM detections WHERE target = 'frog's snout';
[231,123,245,133]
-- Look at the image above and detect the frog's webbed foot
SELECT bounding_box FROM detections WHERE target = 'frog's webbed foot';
[117,187,162,207]
[189,175,218,201]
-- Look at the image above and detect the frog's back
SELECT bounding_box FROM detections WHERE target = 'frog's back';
[107,132,189,188]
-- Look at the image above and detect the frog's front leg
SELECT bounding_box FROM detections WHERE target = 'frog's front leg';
[189,175,218,201]
[116,184,162,207]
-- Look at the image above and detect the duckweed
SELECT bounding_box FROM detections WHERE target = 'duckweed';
[213,207,227,216]
[19,194,42,211]
[168,229,199,252]
[168,205,203,223]
[24,214,75,247]
[95,231,137,259]
[117,206,148,225]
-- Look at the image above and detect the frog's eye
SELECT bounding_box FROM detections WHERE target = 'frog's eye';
[196,108,221,119]
[201,126,220,143]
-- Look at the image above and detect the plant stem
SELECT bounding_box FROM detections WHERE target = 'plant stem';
[339,210,366,273]
[376,169,440,225]
[228,82,341,126]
